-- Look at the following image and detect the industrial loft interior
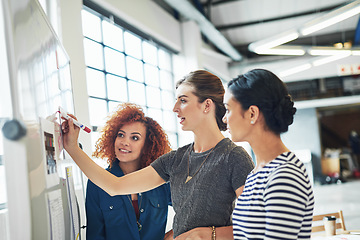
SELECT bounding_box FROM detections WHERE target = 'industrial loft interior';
[1,0,360,239]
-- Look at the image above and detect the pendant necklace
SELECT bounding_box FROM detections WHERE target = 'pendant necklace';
[127,194,143,231]
[185,144,215,183]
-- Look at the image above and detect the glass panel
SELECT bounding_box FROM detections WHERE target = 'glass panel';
[126,56,144,82]
[104,47,125,77]
[86,68,106,98]
[0,130,6,208]
[102,20,123,51]
[146,86,161,108]
[88,98,108,127]
[144,64,159,87]
[124,31,142,59]
[90,131,101,153]
[143,41,157,65]
[163,110,177,132]
[128,81,146,106]
[108,101,121,113]
[148,108,163,127]
[158,49,172,71]
[81,9,102,42]
[83,38,104,70]
[161,90,174,110]
[160,70,173,91]
[106,74,128,102]
[167,132,178,149]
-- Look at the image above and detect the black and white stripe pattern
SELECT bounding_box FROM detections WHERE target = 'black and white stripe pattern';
[233,152,314,239]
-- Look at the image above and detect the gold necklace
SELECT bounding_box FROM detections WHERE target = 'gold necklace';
[185,145,215,183]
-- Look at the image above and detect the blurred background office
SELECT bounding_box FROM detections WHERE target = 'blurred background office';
[1,0,360,239]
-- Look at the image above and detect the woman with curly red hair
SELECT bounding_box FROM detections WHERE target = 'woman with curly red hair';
[85,103,172,240]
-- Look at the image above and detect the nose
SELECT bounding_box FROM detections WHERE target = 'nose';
[173,101,179,113]
[119,138,129,146]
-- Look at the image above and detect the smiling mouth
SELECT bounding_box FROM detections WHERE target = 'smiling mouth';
[119,149,131,153]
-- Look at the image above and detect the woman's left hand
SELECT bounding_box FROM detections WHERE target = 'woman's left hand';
[175,227,211,240]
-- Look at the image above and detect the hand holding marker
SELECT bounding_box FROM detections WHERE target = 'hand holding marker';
[58,107,91,133]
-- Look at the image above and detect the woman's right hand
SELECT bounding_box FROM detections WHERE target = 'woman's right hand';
[61,115,81,153]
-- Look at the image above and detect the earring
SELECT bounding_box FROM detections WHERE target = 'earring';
[250,120,254,124]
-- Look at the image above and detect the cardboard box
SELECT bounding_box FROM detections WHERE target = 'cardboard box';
[321,157,340,176]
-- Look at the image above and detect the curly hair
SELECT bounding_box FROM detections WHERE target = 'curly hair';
[92,103,171,169]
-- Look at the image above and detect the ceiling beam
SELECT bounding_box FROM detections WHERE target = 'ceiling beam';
[164,0,243,61]
[203,0,245,7]
[216,3,344,31]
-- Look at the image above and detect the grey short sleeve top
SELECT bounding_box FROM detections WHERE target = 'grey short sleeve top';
[151,138,254,237]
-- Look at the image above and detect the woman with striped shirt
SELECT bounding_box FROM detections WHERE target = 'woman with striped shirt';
[223,69,314,239]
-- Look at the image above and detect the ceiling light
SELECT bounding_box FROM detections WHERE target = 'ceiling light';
[254,47,305,56]
[309,49,352,55]
[279,63,312,78]
[300,0,360,36]
[164,0,242,61]
[312,53,351,66]
[333,43,343,48]
[249,30,299,53]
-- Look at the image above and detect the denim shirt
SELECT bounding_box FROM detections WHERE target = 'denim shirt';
[85,160,172,240]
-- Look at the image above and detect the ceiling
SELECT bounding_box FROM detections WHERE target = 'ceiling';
[153,0,360,63]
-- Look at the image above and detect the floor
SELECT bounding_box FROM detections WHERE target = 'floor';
[313,179,360,230]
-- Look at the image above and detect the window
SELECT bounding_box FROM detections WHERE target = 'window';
[81,5,178,150]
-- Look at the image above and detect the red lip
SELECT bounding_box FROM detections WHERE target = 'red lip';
[179,117,185,124]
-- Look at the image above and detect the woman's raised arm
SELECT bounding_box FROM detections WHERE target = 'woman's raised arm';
[63,117,165,196]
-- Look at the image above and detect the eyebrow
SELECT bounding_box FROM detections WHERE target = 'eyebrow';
[176,94,188,99]
[118,130,142,136]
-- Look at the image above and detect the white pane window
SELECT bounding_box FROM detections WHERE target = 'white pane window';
[128,81,145,106]
[86,68,106,98]
[144,64,159,87]
[126,56,144,82]
[143,41,157,66]
[163,111,177,132]
[124,31,142,59]
[161,90,174,110]
[160,70,173,91]
[158,48,172,71]
[167,132,178,149]
[90,131,101,152]
[82,7,176,142]
[104,47,125,77]
[88,98,108,126]
[83,38,104,70]
[106,74,128,102]
[108,101,121,113]
[81,10,102,42]
[148,108,163,127]
[102,20,123,51]
[146,86,161,108]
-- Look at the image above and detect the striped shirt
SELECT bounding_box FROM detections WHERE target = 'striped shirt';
[232,152,314,239]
